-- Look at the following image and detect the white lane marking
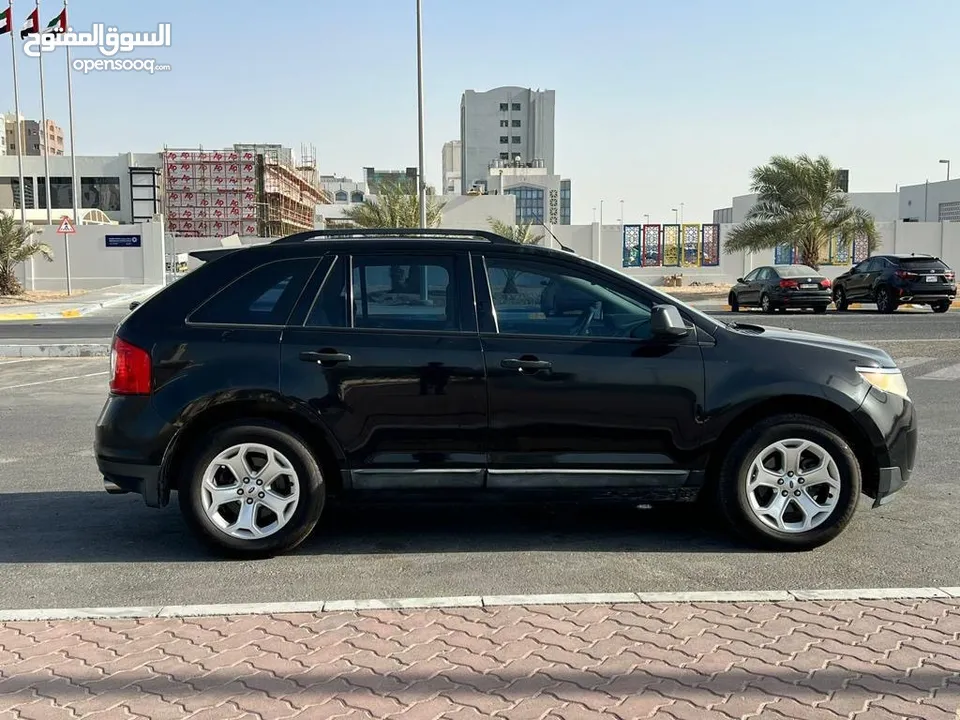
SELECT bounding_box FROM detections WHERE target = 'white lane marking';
[0,458,19,464]
[0,588,957,622]
[917,363,960,381]
[893,357,938,369]
[0,359,35,366]
[0,371,107,391]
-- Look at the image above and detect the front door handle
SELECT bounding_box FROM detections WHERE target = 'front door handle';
[501,357,552,371]
[300,350,352,366]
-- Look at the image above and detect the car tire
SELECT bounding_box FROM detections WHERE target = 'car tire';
[812,305,828,314]
[931,300,951,314]
[876,286,898,313]
[178,420,326,559]
[760,293,775,314]
[716,413,862,551]
[833,286,849,312]
[728,292,740,312]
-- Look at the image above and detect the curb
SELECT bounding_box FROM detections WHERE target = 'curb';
[0,286,161,323]
[2,587,958,622]
[0,343,110,358]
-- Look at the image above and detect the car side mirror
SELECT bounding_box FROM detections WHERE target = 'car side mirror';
[736,277,745,283]
[128,301,141,311]
[650,305,689,339]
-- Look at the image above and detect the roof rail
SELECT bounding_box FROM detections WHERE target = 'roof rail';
[270,228,515,245]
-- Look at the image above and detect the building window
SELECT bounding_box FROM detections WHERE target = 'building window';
[512,120,521,127]
[335,190,348,202]
[499,136,509,144]
[80,176,122,212]
[500,120,509,127]
[499,103,508,112]
[504,185,544,225]
[511,103,521,111]
[0,177,34,209]
[499,152,509,160]
[36,176,74,209]
[350,191,364,203]
[511,136,521,144]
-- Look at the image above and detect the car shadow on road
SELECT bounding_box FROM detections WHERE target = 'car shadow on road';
[0,491,750,563]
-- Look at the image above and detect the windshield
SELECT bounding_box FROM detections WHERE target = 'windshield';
[776,265,821,277]
[898,257,949,269]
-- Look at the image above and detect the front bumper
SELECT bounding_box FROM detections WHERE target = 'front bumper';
[856,389,918,508]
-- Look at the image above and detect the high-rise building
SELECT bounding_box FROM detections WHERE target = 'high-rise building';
[441,140,461,195]
[1,113,64,156]
[460,87,555,195]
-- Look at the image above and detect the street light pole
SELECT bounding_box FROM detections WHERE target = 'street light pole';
[415,0,426,227]
[680,202,684,225]
[940,159,951,181]
[671,208,678,224]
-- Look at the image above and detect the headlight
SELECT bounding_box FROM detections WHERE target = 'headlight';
[856,367,909,399]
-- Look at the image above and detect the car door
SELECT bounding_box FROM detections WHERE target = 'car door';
[844,259,874,299]
[280,249,488,491]
[736,268,761,305]
[474,251,706,491]
[751,267,773,303]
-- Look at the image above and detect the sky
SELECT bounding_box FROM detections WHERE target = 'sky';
[1,0,958,225]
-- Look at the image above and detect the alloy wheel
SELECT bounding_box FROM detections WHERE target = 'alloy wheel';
[199,443,301,540]
[744,439,841,534]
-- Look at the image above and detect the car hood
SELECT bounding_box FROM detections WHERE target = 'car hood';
[727,323,894,367]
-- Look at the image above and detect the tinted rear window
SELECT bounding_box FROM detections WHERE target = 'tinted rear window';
[776,265,821,277]
[897,257,949,269]
[189,258,318,325]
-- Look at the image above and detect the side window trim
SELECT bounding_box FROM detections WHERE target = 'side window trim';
[185,256,323,328]
[293,255,339,328]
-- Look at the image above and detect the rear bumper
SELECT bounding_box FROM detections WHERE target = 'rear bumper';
[771,290,833,307]
[97,456,165,508]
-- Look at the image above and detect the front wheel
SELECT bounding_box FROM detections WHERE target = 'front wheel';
[728,292,740,312]
[716,414,861,550]
[833,286,849,312]
[931,300,951,314]
[179,421,326,558]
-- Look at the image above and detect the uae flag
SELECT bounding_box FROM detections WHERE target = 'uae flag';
[20,7,38,38]
[0,7,11,35]
[45,7,66,34]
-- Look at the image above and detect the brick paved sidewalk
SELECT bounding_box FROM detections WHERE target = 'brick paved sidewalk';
[1,599,958,720]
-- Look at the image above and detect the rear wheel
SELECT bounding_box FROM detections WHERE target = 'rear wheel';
[760,293,775,314]
[833,286,849,312]
[812,304,828,314]
[179,421,326,558]
[876,286,898,313]
[716,414,861,550]
[728,292,740,312]
[931,300,951,314]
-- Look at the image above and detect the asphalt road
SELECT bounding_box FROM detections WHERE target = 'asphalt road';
[0,316,958,611]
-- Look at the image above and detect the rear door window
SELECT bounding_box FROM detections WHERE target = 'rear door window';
[189,258,318,326]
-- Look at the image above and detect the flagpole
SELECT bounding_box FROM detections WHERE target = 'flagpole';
[36,0,52,226]
[64,0,77,229]
[10,0,32,289]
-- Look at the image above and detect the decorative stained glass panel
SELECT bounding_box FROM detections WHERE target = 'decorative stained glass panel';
[852,233,869,263]
[641,224,662,266]
[622,224,641,267]
[681,224,700,266]
[662,225,680,266]
[700,224,720,266]
[774,244,795,265]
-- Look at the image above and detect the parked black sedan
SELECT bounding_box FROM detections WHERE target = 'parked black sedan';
[729,265,833,313]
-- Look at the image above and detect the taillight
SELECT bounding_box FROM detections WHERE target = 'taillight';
[895,270,917,280]
[820,278,832,288]
[945,272,955,282]
[779,279,799,289]
[110,336,152,395]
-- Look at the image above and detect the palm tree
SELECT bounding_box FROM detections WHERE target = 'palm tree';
[724,154,880,269]
[0,211,53,296]
[488,217,543,294]
[343,181,446,292]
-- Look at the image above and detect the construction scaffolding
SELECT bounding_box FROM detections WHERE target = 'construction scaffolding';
[162,143,332,238]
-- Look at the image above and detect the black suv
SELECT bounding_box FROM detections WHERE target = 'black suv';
[832,253,956,313]
[95,229,918,558]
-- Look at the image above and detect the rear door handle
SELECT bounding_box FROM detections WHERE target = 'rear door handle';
[300,350,352,365]
[501,358,552,371]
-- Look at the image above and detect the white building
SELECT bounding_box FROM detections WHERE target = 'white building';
[441,140,461,195]
[460,86,556,195]
[319,175,368,204]
[898,178,960,222]
[482,161,571,226]
[0,152,162,223]
[714,191,900,224]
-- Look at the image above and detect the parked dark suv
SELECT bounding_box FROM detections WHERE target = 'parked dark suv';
[95,229,917,558]
[832,253,956,313]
